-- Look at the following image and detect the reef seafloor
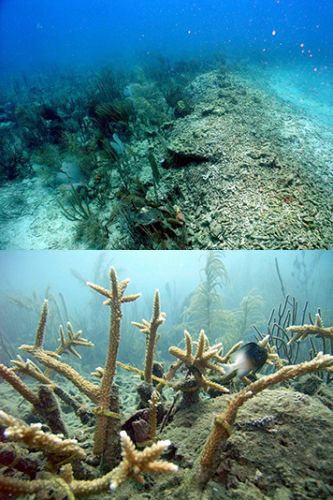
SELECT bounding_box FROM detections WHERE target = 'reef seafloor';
[0,267,332,499]
[0,60,333,250]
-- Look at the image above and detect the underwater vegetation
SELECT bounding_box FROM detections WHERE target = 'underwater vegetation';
[0,265,333,498]
[1,56,333,249]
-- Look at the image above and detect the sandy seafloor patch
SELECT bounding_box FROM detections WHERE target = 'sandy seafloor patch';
[0,177,79,249]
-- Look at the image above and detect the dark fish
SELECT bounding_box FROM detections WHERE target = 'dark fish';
[222,342,268,377]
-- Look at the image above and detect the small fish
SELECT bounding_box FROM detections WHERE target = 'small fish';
[222,342,268,378]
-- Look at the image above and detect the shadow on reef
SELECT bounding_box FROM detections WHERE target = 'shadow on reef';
[0,266,333,498]
[1,54,333,249]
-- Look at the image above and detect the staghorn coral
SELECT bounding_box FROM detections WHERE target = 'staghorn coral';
[19,347,100,402]
[0,426,177,497]
[0,410,85,466]
[169,330,229,405]
[258,335,286,369]
[0,362,69,435]
[34,299,49,348]
[109,430,178,490]
[86,267,141,468]
[55,322,94,360]
[198,352,333,486]
[287,313,333,344]
[19,267,142,468]
[132,290,166,384]
[0,363,40,406]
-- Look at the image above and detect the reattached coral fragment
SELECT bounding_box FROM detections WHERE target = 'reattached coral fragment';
[109,430,178,490]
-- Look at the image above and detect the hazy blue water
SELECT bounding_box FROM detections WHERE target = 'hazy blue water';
[1,0,332,127]
[1,250,332,319]
[1,0,332,71]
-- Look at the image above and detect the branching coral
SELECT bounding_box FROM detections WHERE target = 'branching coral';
[0,411,85,466]
[18,267,141,469]
[86,267,141,468]
[258,335,286,369]
[287,313,333,344]
[0,426,177,497]
[109,430,178,490]
[169,330,229,403]
[132,290,166,384]
[198,352,333,485]
[169,329,224,376]
[56,322,94,359]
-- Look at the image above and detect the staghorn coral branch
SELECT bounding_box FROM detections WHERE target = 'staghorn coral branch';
[214,341,243,364]
[12,355,53,385]
[132,290,166,384]
[287,313,333,344]
[0,363,39,406]
[0,411,85,465]
[199,353,333,484]
[0,476,67,496]
[258,335,286,369]
[87,267,141,467]
[56,322,94,360]
[19,347,100,402]
[0,431,178,497]
[169,330,225,379]
[34,299,48,348]
[109,431,178,490]
[12,356,93,424]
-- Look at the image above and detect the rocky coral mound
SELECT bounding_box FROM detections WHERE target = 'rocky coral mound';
[135,385,333,500]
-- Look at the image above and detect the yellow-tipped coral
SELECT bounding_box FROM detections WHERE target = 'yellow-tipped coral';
[287,313,333,344]
[132,289,166,384]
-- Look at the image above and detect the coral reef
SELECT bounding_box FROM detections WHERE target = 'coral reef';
[1,59,333,249]
[0,266,332,498]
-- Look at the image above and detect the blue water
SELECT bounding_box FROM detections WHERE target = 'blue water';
[1,0,332,125]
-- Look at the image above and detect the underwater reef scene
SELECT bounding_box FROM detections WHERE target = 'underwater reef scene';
[0,250,332,498]
[1,0,333,250]
[1,57,333,250]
